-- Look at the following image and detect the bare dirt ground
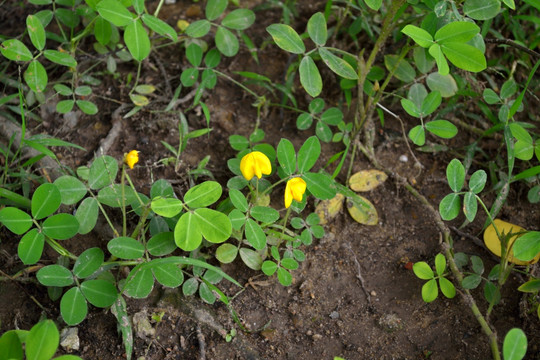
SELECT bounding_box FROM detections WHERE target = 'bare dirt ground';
[1,1,539,359]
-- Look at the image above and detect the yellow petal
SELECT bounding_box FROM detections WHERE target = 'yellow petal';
[124,150,139,169]
[484,219,539,265]
[284,177,306,208]
[240,151,271,181]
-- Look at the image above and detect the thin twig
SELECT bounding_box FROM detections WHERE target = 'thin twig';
[485,38,540,59]
[97,103,129,156]
[344,243,371,304]
[151,52,172,97]
[196,324,206,360]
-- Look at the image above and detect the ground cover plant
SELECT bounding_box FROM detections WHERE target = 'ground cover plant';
[0,0,540,359]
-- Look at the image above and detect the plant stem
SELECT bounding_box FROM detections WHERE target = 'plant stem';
[0,187,31,209]
[357,140,501,360]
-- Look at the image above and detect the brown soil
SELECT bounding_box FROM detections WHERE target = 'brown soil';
[1,1,539,360]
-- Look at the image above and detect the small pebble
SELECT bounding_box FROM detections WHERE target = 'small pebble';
[60,327,80,352]
[329,311,340,319]
[370,290,377,296]
[399,154,408,163]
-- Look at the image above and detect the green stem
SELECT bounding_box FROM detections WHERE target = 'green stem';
[121,165,127,237]
[0,187,31,209]
[153,0,166,17]
[45,236,77,260]
[212,69,262,100]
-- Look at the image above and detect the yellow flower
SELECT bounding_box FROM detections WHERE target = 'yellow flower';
[284,177,306,208]
[124,150,139,169]
[240,151,271,181]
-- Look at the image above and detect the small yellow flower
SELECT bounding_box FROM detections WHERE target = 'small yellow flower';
[284,177,307,208]
[240,151,271,181]
[124,150,139,169]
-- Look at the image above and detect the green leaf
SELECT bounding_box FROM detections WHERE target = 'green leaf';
[413,261,434,279]
[0,39,33,61]
[186,19,211,38]
[31,183,61,220]
[194,208,232,243]
[55,8,80,28]
[215,26,239,57]
[262,260,278,276]
[439,193,461,220]
[425,120,457,139]
[97,0,133,27]
[462,274,482,289]
[414,47,435,74]
[266,24,305,54]
[97,184,137,207]
[408,125,425,146]
[0,207,32,235]
[464,0,501,20]
[434,253,446,276]
[24,60,48,93]
[245,218,266,250]
[142,14,177,41]
[446,158,465,192]
[297,113,313,130]
[463,191,477,222]
[27,15,46,51]
[299,56,322,97]
[206,0,228,20]
[297,136,320,173]
[503,328,527,360]
[182,277,198,295]
[319,47,358,79]
[484,281,501,305]
[500,79,518,100]
[0,330,23,360]
[277,268,293,286]
[43,50,77,67]
[152,264,184,288]
[76,100,98,115]
[401,25,433,48]
[147,232,176,256]
[439,277,456,298]
[384,55,415,83]
[56,100,75,113]
[81,279,118,307]
[221,9,255,30]
[401,98,421,118]
[216,243,238,263]
[124,20,150,61]
[36,265,74,287]
[184,181,222,208]
[94,16,112,45]
[229,134,249,151]
[250,206,279,223]
[107,237,144,259]
[421,91,441,116]
[421,278,438,302]
[151,197,183,217]
[124,267,154,298]
[88,155,118,190]
[307,12,327,46]
[469,170,487,194]
[53,175,87,205]
[229,189,248,212]
[54,83,73,96]
[26,320,59,360]
[513,231,540,261]
[434,21,480,43]
[518,279,540,293]
[42,213,79,240]
[73,247,104,279]
[364,0,383,11]
[18,228,44,265]
[240,248,263,270]
[277,138,296,175]
[75,197,98,235]
[186,43,202,67]
[321,107,343,125]
[303,172,336,200]
[180,67,199,87]
[281,258,299,270]
[174,212,201,251]
[441,42,486,73]
[483,88,500,104]
[429,43,449,75]
[60,287,88,325]
[151,179,175,199]
[199,282,216,304]
[426,72,458,97]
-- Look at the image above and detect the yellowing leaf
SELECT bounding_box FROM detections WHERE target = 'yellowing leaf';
[130,94,149,107]
[315,193,344,224]
[177,19,190,32]
[484,219,539,265]
[349,170,388,192]
[346,194,378,225]
[135,84,156,94]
